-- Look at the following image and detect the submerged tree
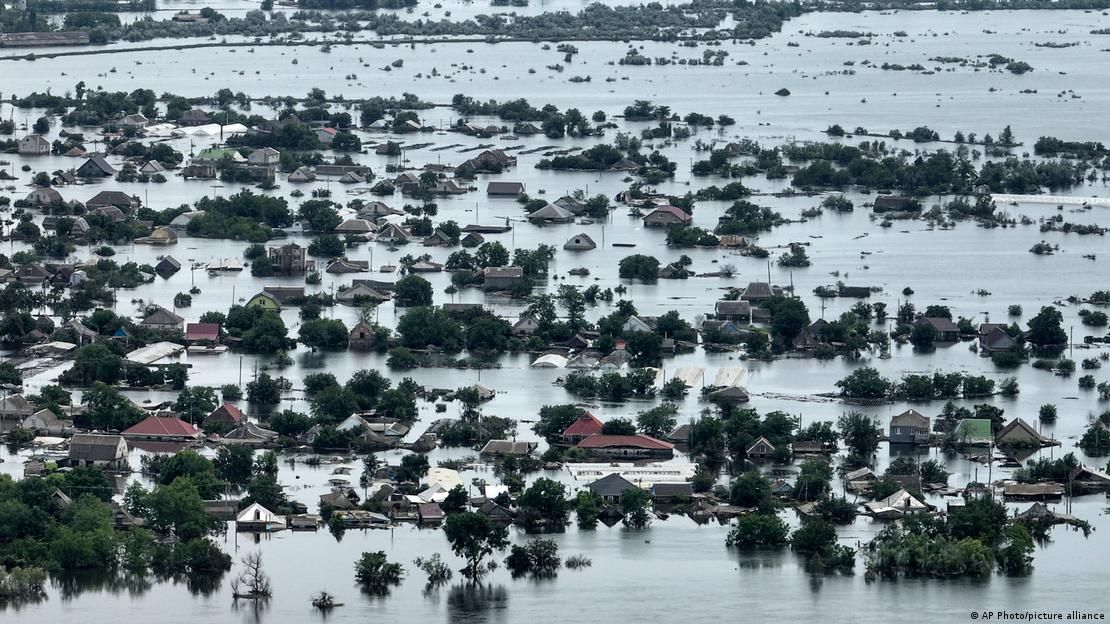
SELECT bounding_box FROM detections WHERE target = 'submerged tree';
[443,512,510,581]
[231,551,272,599]
[354,551,404,595]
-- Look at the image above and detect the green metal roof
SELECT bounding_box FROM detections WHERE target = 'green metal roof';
[953,419,992,443]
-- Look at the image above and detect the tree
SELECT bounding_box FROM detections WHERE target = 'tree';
[299,318,348,349]
[730,470,771,508]
[910,323,937,350]
[395,453,430,483]
[246,373,282,405]
[600,418,636,436]
[354,551,404,595]
[215,446,254,485]
[174,386,218,426]
[394,275,433,306]
[443,512,510,580]
[474,242,509,268]
[620,488,652,529]
[837,412,881,460]
[146,478,214,541]
[574,490,602,530]
[532,404,586,443]
[766,296,810,347]
[636,404,678,439]
[442,485,468,514]
[790,518,838,556]
[504,539,560,578]
[516,478,570,529]
[618,254,660,281]
[1027,306,1067,352]
[726,512,790,549]
[793,459,833,501]
[835,367,892,399]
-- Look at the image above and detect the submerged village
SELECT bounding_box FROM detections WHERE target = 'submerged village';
[3,0,1110,621]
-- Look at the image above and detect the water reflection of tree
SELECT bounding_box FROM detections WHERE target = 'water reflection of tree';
[52,569,153,601]
[446,583,509,623]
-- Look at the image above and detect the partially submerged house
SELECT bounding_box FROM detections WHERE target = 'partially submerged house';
[236,502,286,532]
[865,489,928,519]
[587,473,639,504]
[121,416,204,442]
[68,433,128,469]
[563,233,596,251]
[575,434,674,460]
[561,413,604,446]
[643,205,692,227]
[995,418,1052,447]
[479,439,538,456]
[889,409,930,445]
[745,436,776,458]
[204,403,244,429]
[914,317,960,342]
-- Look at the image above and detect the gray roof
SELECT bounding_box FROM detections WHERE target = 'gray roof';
[891,409,929,429]
[69,433,126,462]
[479,439,536,455]
[741,282,773,300]
[483,266,524,279]
[86,190,136,208]
[142,306,184,326]
[588,473,639,498]
[714,300,751,316]
[487,181,525,194]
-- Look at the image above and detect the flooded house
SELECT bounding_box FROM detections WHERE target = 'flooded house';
[714,300,751,322]
[889,409,930,445]
[587,473,639,504]
[269,243,315,275]
[0,394,34,423]
[75,155,116,178]
[482,266,524,290]
[914,317,960,342]
[563,233,597,251]
[141,305,185,332]
[21,408,70,436]
[221,422,279,446]
[995,418,1053,447]
[487,181,525,197]
[18,134,50,155]
[561,412,604,446]
[204,403,244,430]
[643,205,692,227]
[121,416,204,443]
[67,433,128,469]
[479,439,538,457]
[575,434,674,460]
[745,436,777,458]
[236,503,286,532]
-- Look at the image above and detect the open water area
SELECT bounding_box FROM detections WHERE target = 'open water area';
[1,5,1110,623]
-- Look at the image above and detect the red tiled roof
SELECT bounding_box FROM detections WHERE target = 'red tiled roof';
[576,434,674,450]
[645,205,691,221]
[563,414,603,437]
[185,322,220,341]
[207,402,243,424]
[122,416,202,437]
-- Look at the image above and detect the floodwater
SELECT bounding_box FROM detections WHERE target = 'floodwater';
[2,6,1110,623]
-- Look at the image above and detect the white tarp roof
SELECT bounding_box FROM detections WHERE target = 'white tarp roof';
[531,354,568,368]
[125,341,185,365]
[671,367,704,388]
[565,462,698,485]
[173,123,248,137]
[713,367,747,387]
